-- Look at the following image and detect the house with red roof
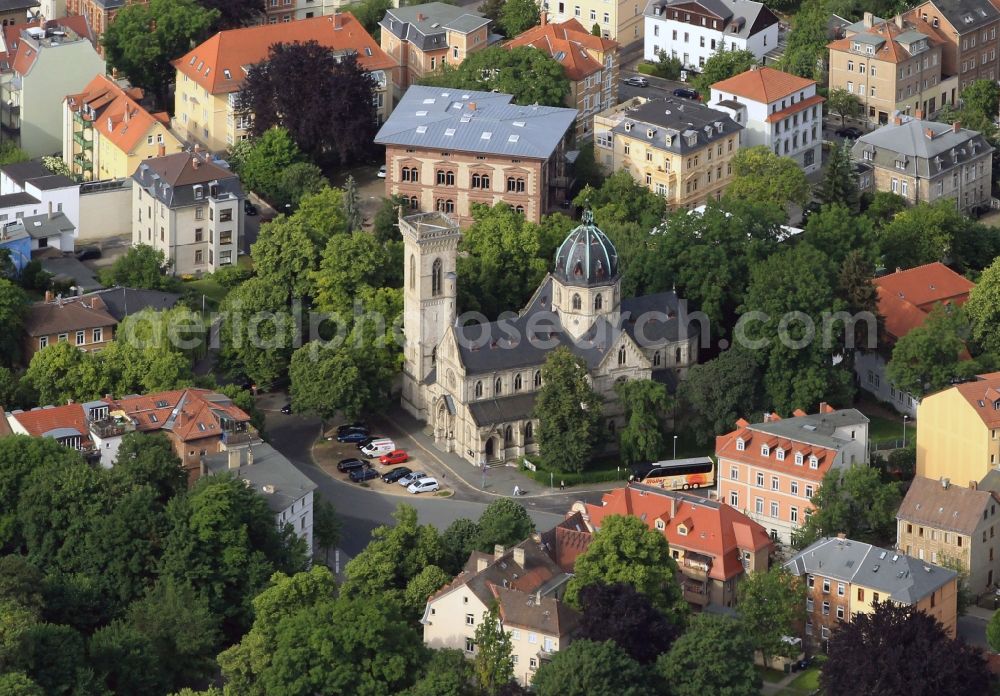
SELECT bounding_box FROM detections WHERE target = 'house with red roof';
[572,484,773,608]
[172,13,396,153]
[717,405,870,546]
[855,262,975,416]
[506,16,619,140]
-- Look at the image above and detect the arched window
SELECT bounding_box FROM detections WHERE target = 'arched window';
[525,421,534,443]
[445,200,455,213]
[471,173,481,188]
[515,205,525,215]
[618,345,627,366]
[675,347,682,364]
[431,258,442,296]
[514,374,522,391]
[572,293,582,310]
[408,196,419,209]
[447,171,455,186]
[504,425,513,447]
[653,351,661,367]
[594,293,603,310]
[409,254,415,290]
[506,176,516,192]
[436,169,446,185]
[481,174,490,189]
[431,347,437,366]
[533,371,542,388]
[495,377,502,395]
[474,381,483,398]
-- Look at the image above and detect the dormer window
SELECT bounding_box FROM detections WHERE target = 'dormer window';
[853,42,861,52]
[795,452,804,465]
[736,437,745,451]
[193,184,204,200]
[677,524,688,536]
[761,444,770,457]
[809,455,819,469]
[655,519,665,530]
[647,128,655,138]
[776,448,785,461]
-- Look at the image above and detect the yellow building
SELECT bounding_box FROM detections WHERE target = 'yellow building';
[593,95,743,209]
[542,0,645,45]
[916,372,1000,487]
[63,74,181,181]
[172,13,397,153]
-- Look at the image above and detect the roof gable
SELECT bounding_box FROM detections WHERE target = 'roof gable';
[711,66,815,103]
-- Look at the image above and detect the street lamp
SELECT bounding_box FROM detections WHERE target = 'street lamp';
[673,435,678,459]
[902,414,909,449]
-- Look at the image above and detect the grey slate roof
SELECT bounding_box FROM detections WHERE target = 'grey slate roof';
[89,287,181,322]
[645,0,777,40]
[786,537,957,605]
[0,160,50,186]
[132,153,243,209]
[851,116,994,179]
[0,191,39,207]
[468,392,538,427]
[39,257,101,292]
[27,173,75,191]
[897,476,999,535]
[20,211,74,239]
[926,0,999,33]
[750,409,869,451]
[374,86,576,160]
[380,2,489,51]
[203,443,317,515]
[611,97,743,156]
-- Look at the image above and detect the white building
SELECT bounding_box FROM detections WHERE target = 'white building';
[643,0,779,69]
[709,65,824,174]
[0,160,80,233]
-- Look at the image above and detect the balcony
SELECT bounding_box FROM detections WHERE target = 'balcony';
[73,154,92,171]
[88,416,136,439]
[682,580,709,606]
[73,111,93,127]
[73,131,92,148]
[220,427,260,450]
[681,551,713,580]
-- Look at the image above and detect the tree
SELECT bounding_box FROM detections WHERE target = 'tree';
[823,600,989,696]
[862,190,907,228]
[0,673,43,696]
[837,249,881,351]
[475,499,534,552]
[274,161,329,209]
[792,465,902,549]
[737,566,806,665]
[817,143,861,212]
[13,622,87,696]
[966,256,1000,356]
[886,304,970,397]
[532,639,651,696]
[41,156,72,178]
[591,22,601,36]
[0,278,28,365]
[218,277,298,387]
[239,43,376,166]
[827,87,862,125]
[236,127,305,202]
[100,244,174,290]
[656,614,760,696]
[0,141,29,166]
[313,496,342,565]
[343,174,363,232]
[692,49,757,96]
[577,582,680,664]
[112,432,186,506]
[89,619,168,696]
[565,515,686,623]
[441,518,481,573]
[497,0,539,37]
[727,145,812,210]
[422,46,570,107]
[960,79,1000,122]
[294,186,351,245]
[102,0,218,108]
[532,347,604,473]
[615,380,672,466]
[803,204,876,267]
[403,565,451,618]
[777,0,827,79]
[250,218,322,298]
[652,49,682,80]
[312,231,392,313]
[473,603,515,695]
[878,199,989,272]
[197,0,261,29]
[678,345,764,445]
[403,648,477,696]
[988,605,1000,652]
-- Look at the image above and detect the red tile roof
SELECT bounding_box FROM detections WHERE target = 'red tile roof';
[66,74,170,154]
[539,510,593,573]
[505,18,617,82]
[828,18,943,65]
[172,13,394,95]
[874,262,974,338]
[764,94,826,123]
[711,66,815,103]
[715,428,835,483]
[9,403,91,446]
[582,485,772,582]
[8,16,97,76]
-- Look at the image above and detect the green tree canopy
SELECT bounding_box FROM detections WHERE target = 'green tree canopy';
[727,145,812,210]
[0,278,27,365]
[816,143,860,213]
[878,199,993,272]
[656,614,760,696]
[402,648,477,696]
[473,602,515,695]
[886,304,975,397]
[422,45,570,107]
[803,203,876,266]
[615,379,672,466]
[678,345,764,445]
[99,244,175,290]
[475,498,534,552]
[826,87,862,125]
[532,347,604,473]
[692,49,757,96]
[736,566,806,664]
[965,255,1000,357]
[497,0,540,36]
[218,277,298,387]
[532,639,652,696]
[777,0,828,79]
[235,127,305,202]
[111,431,187,506]
[577,581,681,664]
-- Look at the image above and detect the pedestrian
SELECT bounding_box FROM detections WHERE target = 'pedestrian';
[560,480,565,491]
[513,485,521,497]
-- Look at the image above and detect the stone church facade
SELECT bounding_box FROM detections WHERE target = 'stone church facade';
[400,210,700,466]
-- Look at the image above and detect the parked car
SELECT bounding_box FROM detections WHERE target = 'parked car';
[350,466,379,483]
[377,165,387,178]
[280,403,292,414]
[361,439,395,458]
[382,466,412,483]
[75,246,101,261]
[356,435,386,449]
[623,76,648,87]
[337,457,367,473]
[339,421,369,432]
[244,200,258,216]
[408,477,440,494]
[397,471,428,487]
[380,449,409,466]
[673,87,699,100]
[336,427,370,443]
[835,126,863,139]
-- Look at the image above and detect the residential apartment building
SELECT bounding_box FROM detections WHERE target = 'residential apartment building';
[786,535,958,650]
[827,13,948,124]
[907,0,1000,91]
[264,0,342,23]
[131,152,244,276]
[897,476,1000,595]
[422,517,590,686]
[643,0,779,68]
[717,405,870,545]
[541,0,647,45]
[506,16,619,140]
[852,114,994,214]
[172,13,395,152]
[376,86,576,225]
[855,262,975,417]
[0,17,104,156]
[0,1,39,26]
[0,159,79,232]
[710,66,822,174]
[573,484,773,608]
[379,3,492,92]
[204,443,317,556]
[64,74,182,181]
[917,372,1000,486]
[66,0,143,48]
[593,95,742,209]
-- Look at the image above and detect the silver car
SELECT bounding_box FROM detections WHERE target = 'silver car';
[397,471,427,487]
[407,477,440,494]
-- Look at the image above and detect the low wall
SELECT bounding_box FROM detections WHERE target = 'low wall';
[78,178,132,241]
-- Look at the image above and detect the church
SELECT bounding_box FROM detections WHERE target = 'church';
[400,209,701,466]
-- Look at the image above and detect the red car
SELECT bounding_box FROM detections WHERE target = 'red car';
[379,449,409,466]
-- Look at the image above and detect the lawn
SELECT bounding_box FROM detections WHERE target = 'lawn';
[754,665,786,684]
[786,666,821,693]
[854,396,908,445]
[182,257,253,311]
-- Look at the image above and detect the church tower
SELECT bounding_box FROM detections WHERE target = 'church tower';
[400,211,461,420]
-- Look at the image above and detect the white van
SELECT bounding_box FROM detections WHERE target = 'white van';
[361,439,395,458]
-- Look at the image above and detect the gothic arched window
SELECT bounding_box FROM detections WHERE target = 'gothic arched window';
[572,293,582,310]
[533,371,542,388]
[525,421,534,442]
[504,425,513,447]
[495,377,502,395]
[618,345,627,366]
[475,381,483,398]
[594,293,603,311]
[653,350,661,367]
[431,258,442,297]
[514,374,522,392]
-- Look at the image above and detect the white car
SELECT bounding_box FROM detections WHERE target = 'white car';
[408,477,440,494]
[397,471,427,487]
[377,165,386,178]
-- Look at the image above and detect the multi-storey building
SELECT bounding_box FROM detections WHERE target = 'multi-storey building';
[827,13,948,124]
[593,95,742,209]
[64,74,182,181]
[0,17,104,157]
[506,16,619,140]
[852,114,994,214]
[917,372,1000,486]
[172,13,395,152]
[379,2,492,92]
[907,0,1000,91]
[897,476,1000,595]
[643,0,779,69]
[131,151,244,276]
[66,0,144,49]
[717,405,870,545]
[0,159,79,232]
[572,484,772,608]
[0,0,39,27]
[264,0,342,24]
[786,535,958,650]
[855,262,975,417]
[541,0,647,45]
[709,66,823,174]
[376,87,577,224]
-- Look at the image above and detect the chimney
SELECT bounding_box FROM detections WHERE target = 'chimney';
[417,13,426,21]
[953,121,961,132]
[915,108,924,120]
[44,290,53,303]
[924,127,935,139]
[158,143,165,157]
[468,102,477,112]
[494,544,505,560]
[513,546,525,568]
[895,14,904,29]
[893,115,903,126]
[970,481,978,490]
[333,11,343,30]
[541,11,547,25]
[477,557,490,572]
[863,11,874,27]
[47,201,53,220]
[535,590,542,605]
[247,446,254,467]
[193,143,201,154]
[819,402,835,414]
[227,448,240,470]
[192,156,200,170]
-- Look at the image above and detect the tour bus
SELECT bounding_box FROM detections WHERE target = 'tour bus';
[630,456,715,490]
